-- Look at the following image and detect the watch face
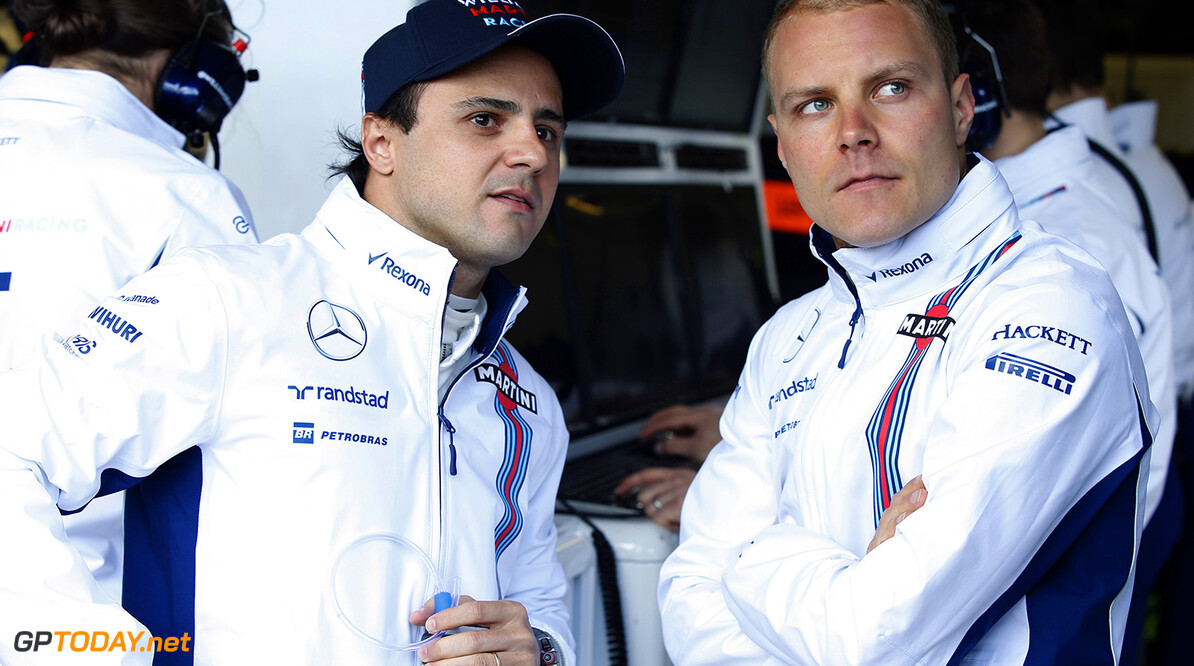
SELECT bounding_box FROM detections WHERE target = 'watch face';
[538,636,558,665]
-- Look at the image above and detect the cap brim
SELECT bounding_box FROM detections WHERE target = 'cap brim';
[510,14,625,121]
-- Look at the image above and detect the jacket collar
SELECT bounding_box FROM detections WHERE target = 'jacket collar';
[813,154,1019,308]
[994,126,1093,208]
[1050,97,1123,157]
[1108,100,1157,153]
[0,65,185,150]
[304,177,527,348]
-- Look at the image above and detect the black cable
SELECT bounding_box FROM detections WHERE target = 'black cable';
[1086,138,1159,266]
[558,498,628,666]
[210,132,221,170]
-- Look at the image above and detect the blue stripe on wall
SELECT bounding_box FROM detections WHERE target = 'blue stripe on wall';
[0,271,11,291]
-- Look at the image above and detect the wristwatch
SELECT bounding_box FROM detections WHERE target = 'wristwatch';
[533,628,560,665]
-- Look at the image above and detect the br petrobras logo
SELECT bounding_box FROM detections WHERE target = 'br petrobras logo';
[307,300,367,361]
[292,422,315,444]
[985,352,1076,395]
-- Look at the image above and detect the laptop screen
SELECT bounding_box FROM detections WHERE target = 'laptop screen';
[502,183,779,449]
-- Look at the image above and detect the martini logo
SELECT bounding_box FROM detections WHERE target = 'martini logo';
[306,300,367,361]
[474,363,538,413]
[898,303,953,350]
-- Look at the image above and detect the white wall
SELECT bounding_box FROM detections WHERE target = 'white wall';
[218,0,417,240]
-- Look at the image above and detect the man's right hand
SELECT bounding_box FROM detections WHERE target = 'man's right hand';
[866,475,926,553]
[638,403,724,463]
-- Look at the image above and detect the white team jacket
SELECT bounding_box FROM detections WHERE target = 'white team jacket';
[1056,97,1194,396]
[0,64,259,604]
[1108,99,1194,397]
[0,177,572,665]
[0,65,258,367]
[994,125,1176,525]
[659,157,1154,665]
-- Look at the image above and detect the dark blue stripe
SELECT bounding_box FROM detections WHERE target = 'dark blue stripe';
[122,447,203,666]
[476,270,520,355]
[0,271,10,291]
[946,398,1150,665]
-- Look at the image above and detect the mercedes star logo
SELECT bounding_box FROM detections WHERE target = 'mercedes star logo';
[307,300,367,361]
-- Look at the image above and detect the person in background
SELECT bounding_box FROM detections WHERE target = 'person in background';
[0,0,258,603]
[1043,7,1194,663]
[0,0,623,664]
[658,0,1154,663]
[614,402,723,530]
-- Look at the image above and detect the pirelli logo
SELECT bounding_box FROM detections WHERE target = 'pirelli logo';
[985,352,1075,395]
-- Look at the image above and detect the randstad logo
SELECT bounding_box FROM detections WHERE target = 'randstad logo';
[368,251,432,296]
[768,374,818,410]
[866,253,933,281]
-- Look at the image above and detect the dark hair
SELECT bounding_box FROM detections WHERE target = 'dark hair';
[763,0,959,92]
[961,0,1049,117]
[14,0,232,61]
[327,81,427,194]
[1041,2,1105,94]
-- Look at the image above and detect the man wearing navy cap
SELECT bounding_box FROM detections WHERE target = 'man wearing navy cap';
[0,2,622,665]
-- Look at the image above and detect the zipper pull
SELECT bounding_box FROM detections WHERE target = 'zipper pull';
[439,410,458,476]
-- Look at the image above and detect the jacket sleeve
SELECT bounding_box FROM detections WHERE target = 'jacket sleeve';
[161,173,259,259]
[0,253,229,665]
[664,280,1152,664]
[658,317,787,665]
[499,392,575,664]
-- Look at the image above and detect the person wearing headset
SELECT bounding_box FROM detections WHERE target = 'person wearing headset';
[0,0,257,606]
[658,0,1153,663]
[958,3,1179,662]
[0,1,623,664]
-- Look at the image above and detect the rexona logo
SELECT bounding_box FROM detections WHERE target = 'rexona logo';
[368,251,431,296]
[768,374,818,410]
[288,384,390,409]
[474,363,538,413]
[86,306,144,343]
[866,253,933,281]
[985,352,1076,395]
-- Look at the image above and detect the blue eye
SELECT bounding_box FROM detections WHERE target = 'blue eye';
[877,81,907,97]
[799,99,831,115]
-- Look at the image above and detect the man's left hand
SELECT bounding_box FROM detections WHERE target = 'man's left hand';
[412,595,538,665]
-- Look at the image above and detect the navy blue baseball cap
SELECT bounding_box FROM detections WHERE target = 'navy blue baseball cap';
[362,0,624,121]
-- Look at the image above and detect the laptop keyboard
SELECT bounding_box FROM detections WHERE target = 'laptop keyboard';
[557,439,697,509]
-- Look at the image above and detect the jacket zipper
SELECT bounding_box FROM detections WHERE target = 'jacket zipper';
[815,240,865,368]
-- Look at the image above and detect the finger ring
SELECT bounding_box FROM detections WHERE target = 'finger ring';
[651,498,665,510]
[491,651,501,666]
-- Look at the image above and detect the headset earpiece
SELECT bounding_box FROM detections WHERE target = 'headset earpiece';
[154,36,247,139]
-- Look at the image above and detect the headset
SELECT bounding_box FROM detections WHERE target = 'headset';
[945,4,1011,153]
[153,5,259,166]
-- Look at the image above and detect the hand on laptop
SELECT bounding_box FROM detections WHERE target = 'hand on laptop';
[611,402,725,530]
[614,466,697,532]
[638,402,724,463]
